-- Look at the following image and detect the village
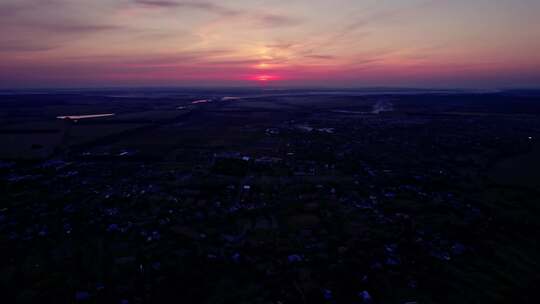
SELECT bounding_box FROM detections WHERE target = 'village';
[1,90,539,303]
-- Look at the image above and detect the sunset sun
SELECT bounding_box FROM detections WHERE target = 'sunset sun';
[252,74,279,82]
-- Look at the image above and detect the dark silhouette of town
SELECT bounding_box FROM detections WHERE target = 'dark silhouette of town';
[1,88,539,303]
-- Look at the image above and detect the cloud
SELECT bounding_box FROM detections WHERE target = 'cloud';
[305,54,336,60]
[0,20,123,38]
[0,0,123,37]
[266,43,295,50]
[132,0,301,28]
[133,0,181,8]
[133,0,240,16]
[294,0,437,57]
[206,59,261,66]
[41,23,121,34]
[0,39,59,53]
[60,49,234,68]
[254,13,302,28]
[0,3,23,18]
[0,0,64,18]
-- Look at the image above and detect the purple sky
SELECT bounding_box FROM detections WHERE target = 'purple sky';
[1,0,539,88]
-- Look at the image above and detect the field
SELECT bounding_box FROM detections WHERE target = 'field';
[490,144,540,189]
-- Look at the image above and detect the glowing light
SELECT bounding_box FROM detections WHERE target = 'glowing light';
[257,63,269,69]
[247,74,280,83]
[255,75,277,82]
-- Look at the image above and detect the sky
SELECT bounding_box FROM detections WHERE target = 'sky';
[0,0,539,88]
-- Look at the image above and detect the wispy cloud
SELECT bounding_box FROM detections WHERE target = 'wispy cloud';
[305,54,336,60]
[132,0,301,28]
[0,3,23,18]
[0,39,59,53]
[133,0,182,8]
[254,13,301,28]
[0,0,123,37]
[133,0,240,15]
[61,49,234,67]
[42,23,121,34]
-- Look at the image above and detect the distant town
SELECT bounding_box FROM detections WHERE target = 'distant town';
[1,89,539,303]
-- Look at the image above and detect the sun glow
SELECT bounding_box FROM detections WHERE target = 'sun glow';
[251,74,279,82]
[256,63,269,69]
[256,75,271,81]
